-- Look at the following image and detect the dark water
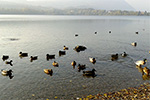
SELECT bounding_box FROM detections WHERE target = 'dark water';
[0,15,150,99]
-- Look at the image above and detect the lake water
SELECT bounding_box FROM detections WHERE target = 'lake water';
[0,15,150,99]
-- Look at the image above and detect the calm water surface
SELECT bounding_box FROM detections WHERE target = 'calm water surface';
[0,15,150,99]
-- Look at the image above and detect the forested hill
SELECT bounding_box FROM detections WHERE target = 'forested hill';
[0,7,149,16]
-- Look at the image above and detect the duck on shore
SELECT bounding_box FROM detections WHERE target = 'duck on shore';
[143,67,150,75]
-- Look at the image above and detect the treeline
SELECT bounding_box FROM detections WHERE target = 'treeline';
[0,7,149,16]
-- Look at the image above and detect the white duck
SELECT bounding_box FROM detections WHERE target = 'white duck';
[135,59,147,66]
[89,57,96,64]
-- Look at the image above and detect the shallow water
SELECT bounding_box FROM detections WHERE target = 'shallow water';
[0,15,150,99]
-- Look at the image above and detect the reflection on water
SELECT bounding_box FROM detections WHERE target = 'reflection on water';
[0,15,149,99]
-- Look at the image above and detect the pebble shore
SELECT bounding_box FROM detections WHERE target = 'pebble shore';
[78,83,150,100]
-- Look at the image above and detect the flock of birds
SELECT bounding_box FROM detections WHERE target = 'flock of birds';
[1,31,149,80]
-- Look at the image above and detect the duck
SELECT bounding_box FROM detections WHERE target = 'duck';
[52,61,59,67]
[46,54,55,60]
[135,32,138,34]
[71,61,76,67]
[121,52,127,57]
[77,64,86,72]
[19,52,28,57]
[43,69,53,76]
[75,34,78,37]
[30,56,38,62]
[95,31,97,34]
[143,67,150,75]
[135,59,147,66]
[5,60,13,66]
[1,69,13,76]
[2,55,9,61]
[89,57,96,64]
[131,42,137,47]
[111,53,118,61]
[59,50,66,56]
[63,45,69,50]
[74,45,87,52]
[109,30,111,33]
[83,69,96,76]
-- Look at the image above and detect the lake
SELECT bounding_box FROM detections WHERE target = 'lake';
[0,15,150,99]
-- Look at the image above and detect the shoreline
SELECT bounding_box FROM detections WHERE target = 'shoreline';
[78,82,150,100]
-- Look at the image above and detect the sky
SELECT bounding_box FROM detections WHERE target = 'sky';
[0,0,150,12]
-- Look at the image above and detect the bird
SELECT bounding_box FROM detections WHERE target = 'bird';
[1,69,13,76]
[63,45,69,50]
[95,31,97,34]
[5,60,13,66]
[135,32,138,34]
[109,30,111,33]
[111,53,118,61]
[89,57,96,64]
[71,61,76,67]
[75,34,78,37]
[131,42,137,47]
[46,54,55,60]
[143,67,150,75]
[52,61,59,67]
[30,56,38,62]
[59,50,66,56]
[83,69,96,76]
[43,69,53,76]
[1,69,14,79]
[19,52,28,57]
[121,52,127,57]
[74,45,87,52]
[135,59,147,66]
[77,64,86,72]
[2,55,9,61]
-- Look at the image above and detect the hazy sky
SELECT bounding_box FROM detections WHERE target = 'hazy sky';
[1,0,150,11]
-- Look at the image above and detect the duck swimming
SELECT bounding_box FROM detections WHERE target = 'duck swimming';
[111,53,118,61]
[1,69,13,79]
[131,42,137,47]
[52,61,59,67]
[121,52,127,57]
[5,60,13,66]
[59,50,66,56]
[77,64,86,72]
[135,59,147,66]
[89,57,96,64]
[43,69,53,76]
[46,54,55,60]
[30,56,38,62]
[74,45,87,52]
[2,55,9,61]
[19,52,28,57]
[63,45,69,50]
[71,61,76,67]
[83,69,96,76]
